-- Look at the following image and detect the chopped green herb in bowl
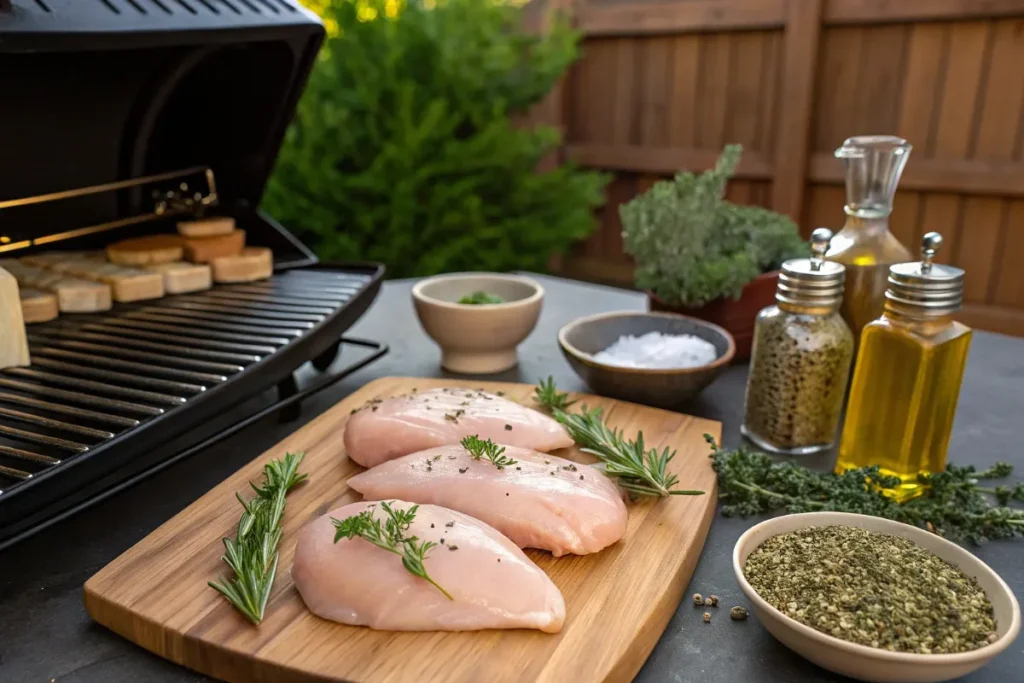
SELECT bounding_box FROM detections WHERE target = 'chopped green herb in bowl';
[458,291,505,305]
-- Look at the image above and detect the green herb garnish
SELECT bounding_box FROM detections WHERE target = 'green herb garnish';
[708,436,1024,544]
[535,376,576,411]
[209,452,307,625]
[534,377,704,498]
[461,434,518,469]
[331,501,452,600]
[458,291,505,305]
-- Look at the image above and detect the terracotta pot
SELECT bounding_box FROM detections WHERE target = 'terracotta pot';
[647,270,779,361]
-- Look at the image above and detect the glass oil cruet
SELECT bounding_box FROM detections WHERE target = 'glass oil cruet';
[836,232,972,501]
[826,135,913,342]
[741,228,854,455]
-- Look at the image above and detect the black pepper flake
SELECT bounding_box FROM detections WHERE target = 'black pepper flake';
[505,492,509,496]
[445,521,455,528]
[497,558,501,562]
[448,455,457,460]
[504,424,512,431]
[515,466,521,471]
[579,475,584,480]
[458,467,468,474]
[448,545,459,551]
[439,538,445,544]
[371,406,378,411]
[430,523,435,528]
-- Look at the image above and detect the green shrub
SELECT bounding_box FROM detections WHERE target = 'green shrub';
[621,144,806,307]
[262,0,609,277]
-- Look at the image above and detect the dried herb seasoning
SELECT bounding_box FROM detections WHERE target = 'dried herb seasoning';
[744,526,997,653]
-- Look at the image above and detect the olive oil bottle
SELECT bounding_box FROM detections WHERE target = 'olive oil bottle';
[836,233,971,501]
[826,136,913,343]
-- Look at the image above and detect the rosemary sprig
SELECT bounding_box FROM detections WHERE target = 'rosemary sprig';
[209,452,307,625]
[535,376,576,412]
[533,377,705,498]
[461,434,518,469]
[331,501,453,600]
[708,436,1024,545]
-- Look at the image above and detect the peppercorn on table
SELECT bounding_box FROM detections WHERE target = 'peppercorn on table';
[0,275,1020,683]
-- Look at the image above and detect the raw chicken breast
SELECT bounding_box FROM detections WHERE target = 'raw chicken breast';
[292,501,565,632]
[344,388,574,468]
[349,444,627,557]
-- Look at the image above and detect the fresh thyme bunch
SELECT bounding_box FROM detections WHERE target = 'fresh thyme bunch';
[708,436,1024,544]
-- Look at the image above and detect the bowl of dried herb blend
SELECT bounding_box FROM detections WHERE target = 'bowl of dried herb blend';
[732,512,1021,683]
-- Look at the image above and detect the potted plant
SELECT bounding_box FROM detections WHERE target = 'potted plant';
[620,144,806,359]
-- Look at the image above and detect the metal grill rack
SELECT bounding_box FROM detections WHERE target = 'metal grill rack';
[0,265,385,544]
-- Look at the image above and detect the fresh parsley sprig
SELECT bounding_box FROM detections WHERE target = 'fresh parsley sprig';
[331,501,453,600]
[461,434,518,469]
[534,377,704,498]
[209,452,307,625]
[708,436,1024,545]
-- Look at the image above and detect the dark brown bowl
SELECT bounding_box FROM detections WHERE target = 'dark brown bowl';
[557,311,736,409]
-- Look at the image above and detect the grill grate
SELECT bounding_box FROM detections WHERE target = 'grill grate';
[0,267,373,496]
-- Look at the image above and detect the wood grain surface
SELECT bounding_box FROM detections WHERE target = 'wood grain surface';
[84,377,721,683]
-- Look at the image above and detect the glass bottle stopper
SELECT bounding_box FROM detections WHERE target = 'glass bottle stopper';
[810,228,833,272]
[920,232,942,274]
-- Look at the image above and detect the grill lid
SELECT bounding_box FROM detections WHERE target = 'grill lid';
[0,0,324,247]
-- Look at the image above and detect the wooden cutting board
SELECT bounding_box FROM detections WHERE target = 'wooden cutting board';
[84,377,721,683]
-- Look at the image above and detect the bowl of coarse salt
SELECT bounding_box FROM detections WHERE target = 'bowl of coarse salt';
[557,311,735,408]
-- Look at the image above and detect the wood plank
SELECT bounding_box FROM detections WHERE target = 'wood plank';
[639,36,673,148]
[808,154,1024,197]
[756,31,783,159]
[993,201,1024,308]
[972,20,1024,161]
[812,26,865,153]
[558,254,637,287]
[825,0,1024,25]
[726,32,766,149]
[612,38,639,145]
[84,378,721,683]
[667,35,701,148]
[896,24,947,150]
[603,175,639,263]
[854,25,909,134]
[918,194,962,266]
[958,198,1005,303]
[932,22,989,160]
[570,39,618,144]
[695,33,732,148]
[889,190,923,251]
[726,180,755,205]
[578,0,787,37]
[566,144,774,178]
[957,302,1024,338]
[771,0,823,220]
[803,185,847,236]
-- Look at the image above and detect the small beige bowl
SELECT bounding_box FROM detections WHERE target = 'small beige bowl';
[412,273,543,374]
[733,512,1021,683]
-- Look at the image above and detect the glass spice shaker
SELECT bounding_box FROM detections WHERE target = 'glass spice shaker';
[836,232,972,501]
[742,228,854,455]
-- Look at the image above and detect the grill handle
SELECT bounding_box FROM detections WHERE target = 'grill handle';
[0,337,387,551]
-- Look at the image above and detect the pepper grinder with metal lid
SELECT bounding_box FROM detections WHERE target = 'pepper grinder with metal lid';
[742,228,854,455]
[836,232,972,500]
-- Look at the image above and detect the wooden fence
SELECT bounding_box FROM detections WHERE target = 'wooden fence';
[529,0,1024,337]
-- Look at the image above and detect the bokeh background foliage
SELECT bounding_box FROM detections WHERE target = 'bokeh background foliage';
[263,0,609,278]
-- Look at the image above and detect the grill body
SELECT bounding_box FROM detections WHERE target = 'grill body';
[0,1,387,546]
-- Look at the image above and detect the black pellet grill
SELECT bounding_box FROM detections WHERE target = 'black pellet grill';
[0,0,386,549]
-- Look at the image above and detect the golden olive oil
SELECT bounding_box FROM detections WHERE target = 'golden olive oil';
[836,316,972,500]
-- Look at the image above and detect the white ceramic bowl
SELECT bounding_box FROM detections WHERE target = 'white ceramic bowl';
[733,512,1021,683]
[412,273,543,374]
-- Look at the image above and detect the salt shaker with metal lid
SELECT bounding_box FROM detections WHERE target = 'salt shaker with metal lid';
[836,232,972,500]
[742,228,854,455]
